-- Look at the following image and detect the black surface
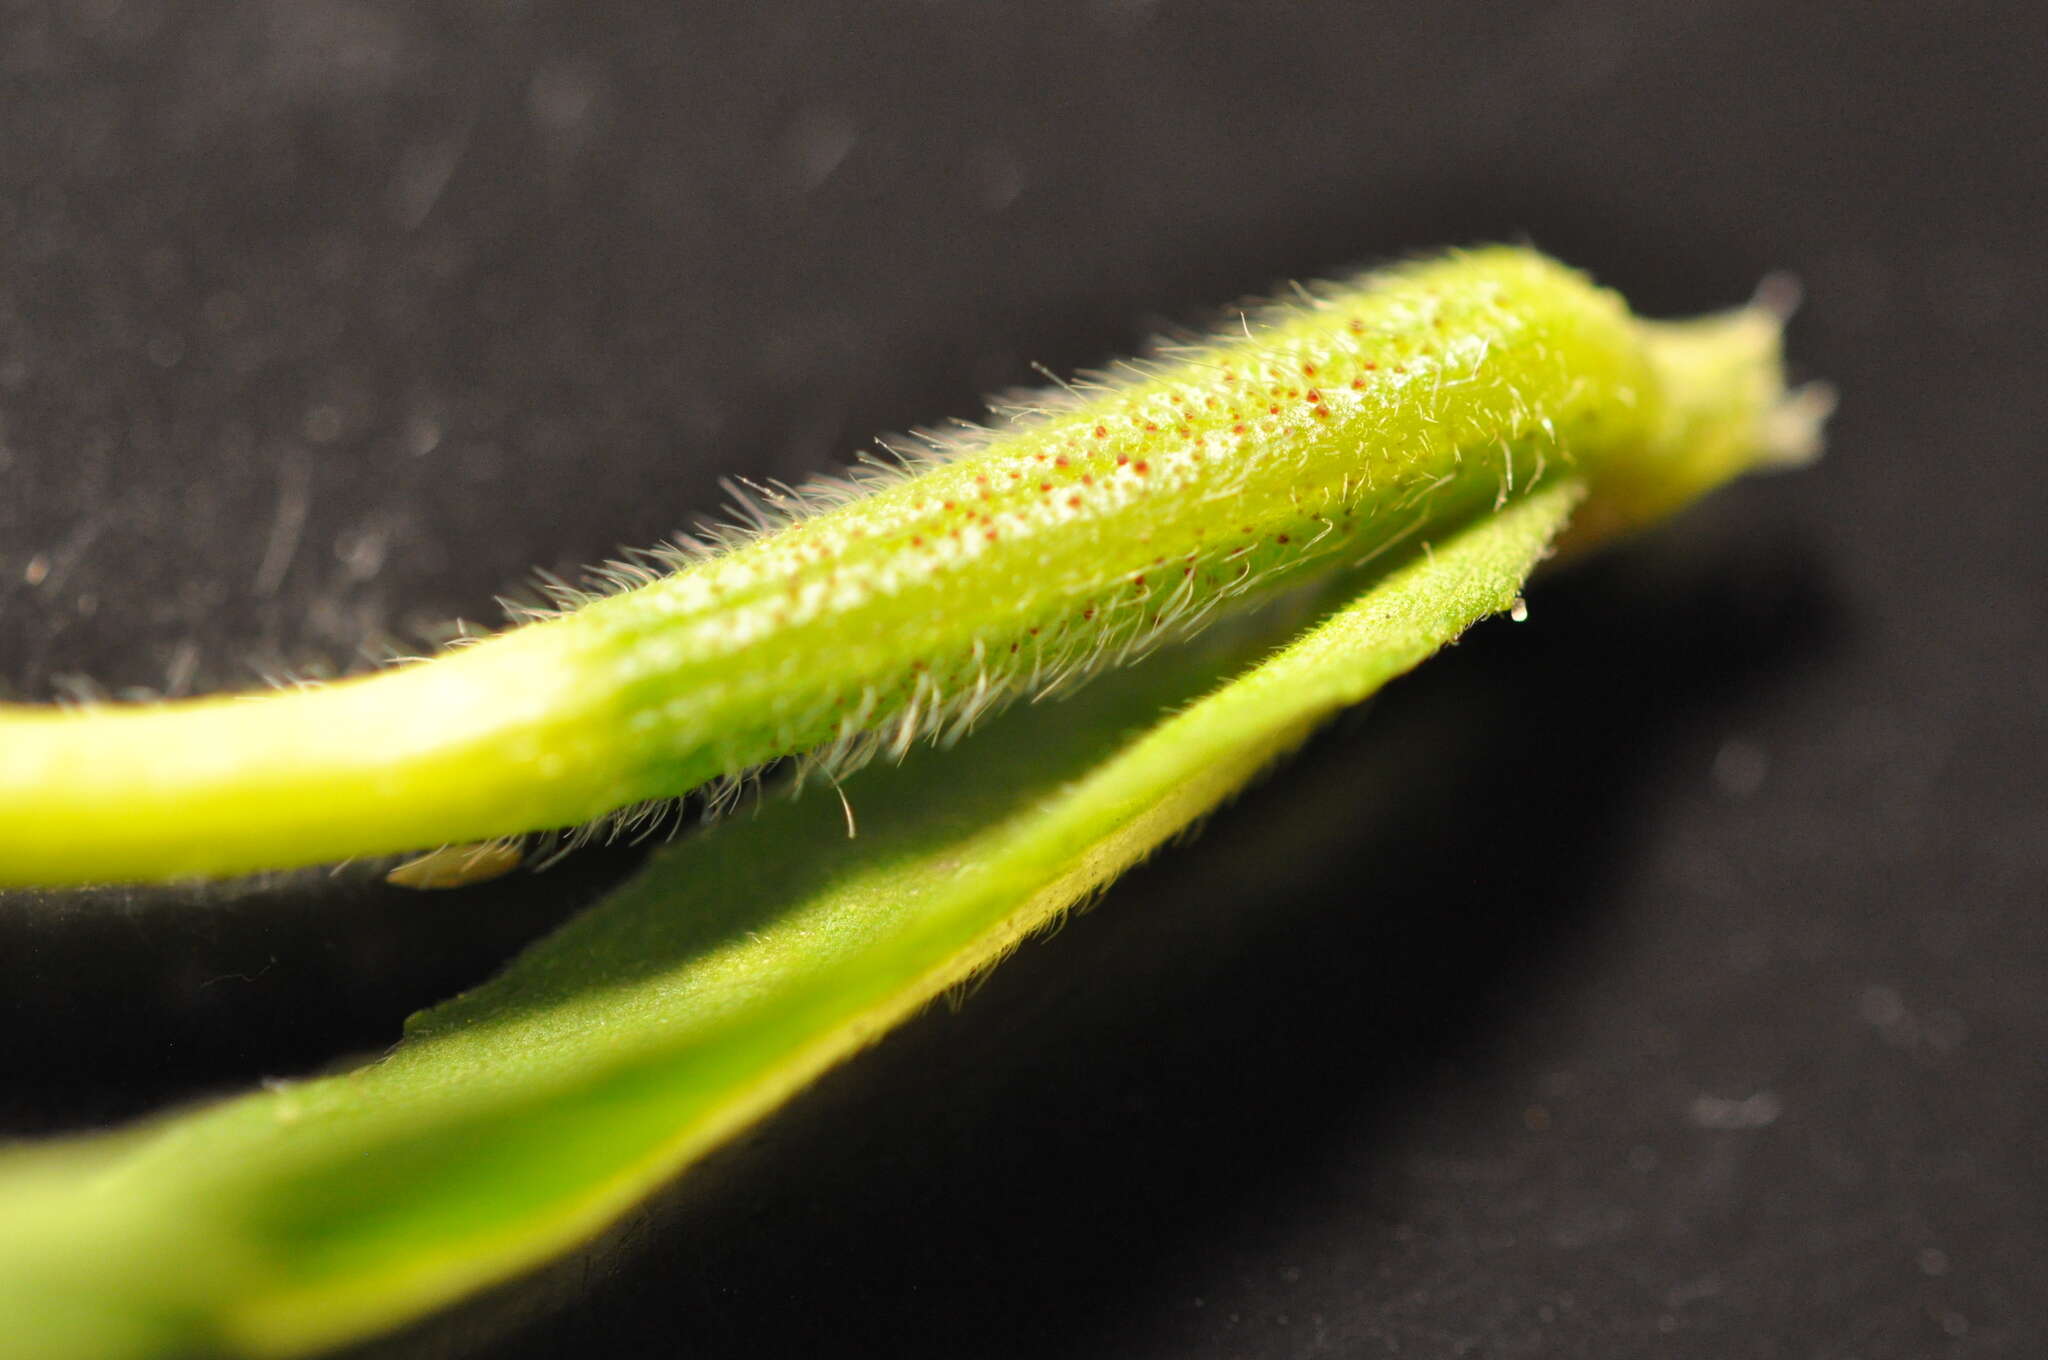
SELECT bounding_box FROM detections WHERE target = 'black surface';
[3,2,2043,1356]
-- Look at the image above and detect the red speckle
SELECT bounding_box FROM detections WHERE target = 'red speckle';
[1351,378,1366,390]
[1082,608,1095,620]
[942,501,956,510]
[974,474,988,484]
[1144,421,1158,431]
[1132,460,1149,474]
[1233,423,1246,434]
[911,536,924,546]
[1362,362,1378,370]
[1067,494,1083,508]
[1055,455,1069,468]
[1306,389,1321,402]
[1132,574,1145,586]
[1009,470,1022,479]
[1039,483,1053,492]
[1268,405,1281,415]
[1313,406,1331,418]
[1302,363,1318,376]
[986,528,999,541]
[1348,319,1365,333]
[1277,534,1291,544]
[1082,473,1094,484]
[1221,371,1236,383]
[1009,642,1019,652]
[1093,424,1107,438]
[1116,454,1129,466]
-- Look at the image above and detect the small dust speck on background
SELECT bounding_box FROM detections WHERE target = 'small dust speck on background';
[1687,1091,1783,1129]
[1711,737,1769,797]
[780,108,858,193]
[405,415,444,457]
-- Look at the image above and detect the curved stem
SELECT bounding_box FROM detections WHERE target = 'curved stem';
[0,251,1815,888]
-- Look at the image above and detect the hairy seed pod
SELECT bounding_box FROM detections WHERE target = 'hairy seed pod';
[0,247,1823,886]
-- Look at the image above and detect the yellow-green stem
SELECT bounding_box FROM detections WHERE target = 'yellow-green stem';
[0,248,1817,887]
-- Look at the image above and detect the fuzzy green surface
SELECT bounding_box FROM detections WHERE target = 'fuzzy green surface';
[0,485,1577,1360]
[0,247,1801,887]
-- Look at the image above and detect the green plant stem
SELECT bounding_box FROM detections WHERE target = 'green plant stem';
[0,249,1816,887]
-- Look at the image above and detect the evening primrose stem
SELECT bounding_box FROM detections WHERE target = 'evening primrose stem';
[0,247,1822,888]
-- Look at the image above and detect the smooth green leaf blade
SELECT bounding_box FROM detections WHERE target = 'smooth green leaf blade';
[0,483,1578,1360]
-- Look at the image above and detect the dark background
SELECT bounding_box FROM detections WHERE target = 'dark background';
[3,1,2044,1356]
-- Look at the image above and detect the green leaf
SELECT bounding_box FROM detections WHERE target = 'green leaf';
[0,483,1578,1360]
